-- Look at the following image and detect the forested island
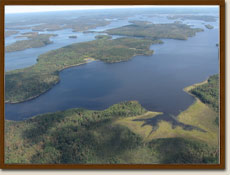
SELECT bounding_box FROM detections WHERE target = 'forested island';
[15,32,39,38]
[205,24,214,29]
[5,37,162,103]
[6,34,57,52]
[167,15,217,22]
[105,22,203,40]
[69,35,77,38]
[31,16,110,32]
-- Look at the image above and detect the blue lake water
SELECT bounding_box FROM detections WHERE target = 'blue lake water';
[5,14,219,123]
[5,28,219,121]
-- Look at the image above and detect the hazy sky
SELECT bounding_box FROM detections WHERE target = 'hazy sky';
[5,5,217,14]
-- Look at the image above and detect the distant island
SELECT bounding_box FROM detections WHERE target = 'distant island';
[6,34,57,52]
[105,21,203,40]
[69,35,77,38]
[167,15,217,22]
[15,32,39,38]
[205,24,214,29]
[5,30,19,37]
[31,17,110,32]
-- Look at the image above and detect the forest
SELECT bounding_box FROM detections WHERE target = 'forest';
[6,34,57,52]
[5,101,218,164]
[105,21,203,40]
[205,24,214,29]
[190,74,219,124]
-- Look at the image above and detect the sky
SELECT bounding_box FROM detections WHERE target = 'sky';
[5,5,217,14]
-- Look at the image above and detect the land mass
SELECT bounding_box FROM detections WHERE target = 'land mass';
[31,17,110,32]
[5,30,19,37]
[167,15,217,22]
[5,101,218,164]
[95,35,112,40]
[5,37,162,103]
[6,34,57,52]
[204,24,214,29]
[105,21,203,40]
[15,32,39,38]
[188,74,219,125]
[69,35,77,38]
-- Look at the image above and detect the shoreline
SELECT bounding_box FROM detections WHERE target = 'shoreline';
[5,42,156,104]
[180,78,209,113]
[5,58,96,104]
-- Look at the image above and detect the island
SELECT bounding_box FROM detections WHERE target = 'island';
[31,16,110,32]
[167,15,217,22]
[5,37,162,103]
[105,21,203,40]
[205,24,214,29]
[15,32,39,38]
[32,24,64,31]
[5,30,19,37]
[5,34,57,52]
[69,35,77,39]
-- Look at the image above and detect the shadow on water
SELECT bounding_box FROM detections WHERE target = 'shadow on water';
[133,113,206,133]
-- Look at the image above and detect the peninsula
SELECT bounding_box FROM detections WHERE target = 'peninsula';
[6,34,57,52]
[5,37,162,103]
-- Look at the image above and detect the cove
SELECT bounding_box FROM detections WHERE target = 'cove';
[5,28,219,121]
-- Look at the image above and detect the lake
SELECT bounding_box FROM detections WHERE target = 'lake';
[5,14,219,122]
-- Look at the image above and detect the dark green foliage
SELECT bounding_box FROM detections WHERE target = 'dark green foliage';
[68,35,77,38]
[106,22,203,40]
[205,24,214,29]
[190,74,219,125]
[5,101,145,164]
[148,138,218,164]
[6,34,57,52]
[5,101,218,164]
[95,35,112,40]
[5,37,160,103]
